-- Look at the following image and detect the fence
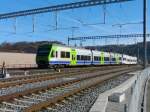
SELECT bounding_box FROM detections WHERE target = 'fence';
[0,64,37,69]
[128,67,150,112]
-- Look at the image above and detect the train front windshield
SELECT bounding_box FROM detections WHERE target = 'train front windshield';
[37,45,52,56]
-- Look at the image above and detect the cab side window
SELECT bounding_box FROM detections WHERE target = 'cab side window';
[51,50,55,57]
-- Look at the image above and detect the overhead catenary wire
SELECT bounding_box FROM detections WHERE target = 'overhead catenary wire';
[0,0,133,20]
[0,0,135,38]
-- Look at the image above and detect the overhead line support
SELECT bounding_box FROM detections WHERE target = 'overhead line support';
[0,0,132,19]
[68,34,150,41]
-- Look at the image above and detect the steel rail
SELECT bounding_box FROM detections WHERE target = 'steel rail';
[0,66,104,82]
[0,67,101,88]
[0,65,126,88]
[0,66,139,102]
[24,67,138,112]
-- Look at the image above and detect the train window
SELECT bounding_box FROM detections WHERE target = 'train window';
[88,56,91,60]
[84,56,86,60]
[111,58,116,61]
[83,56,85,60]
[77,55,80,60]
[56,51,58,58]
[79,55,91,60]
[123,58,126,60]
[85,56,87,60]
[94,56,96,61]
[51,50,55,57]
[66,52,70,58]
[37,47,51,56]
[61,51,70,58]
[61,51,65,58]
[119,57,122,60]
[104,57,110,61]
[94,56,99,61]
[81,55,84,60]
[77,55,81,60]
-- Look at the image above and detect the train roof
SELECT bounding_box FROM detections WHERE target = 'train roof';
[51,43,97,51]
[39,43,137,58]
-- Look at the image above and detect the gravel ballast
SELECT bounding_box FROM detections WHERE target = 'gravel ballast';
[41,73,133,112]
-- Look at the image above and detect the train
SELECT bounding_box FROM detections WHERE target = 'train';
[36,44,137,68]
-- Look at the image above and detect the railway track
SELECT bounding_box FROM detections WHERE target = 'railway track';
[0,65,128,88]
[0,65,140,112]
[1,65,130,77]
[0,65,122,79]
[0,66,134,96]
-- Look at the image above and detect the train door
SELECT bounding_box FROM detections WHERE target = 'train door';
[70,49,77,65]
[115,54,120,64]
[115,54,119,64]
[100,51,104,64]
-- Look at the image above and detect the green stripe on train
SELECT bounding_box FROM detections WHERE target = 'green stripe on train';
[115,54,119,64]
[100,51,104,64]
[70,49,77,65]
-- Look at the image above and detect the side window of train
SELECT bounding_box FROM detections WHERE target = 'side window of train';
[85,56,86,60]
[51,50,54,57]
[104,57,109,61]
[94,56,99,61]
[61,51,70,58]
[66,52,70,58]
[112,58,115,61]
[88,56,91,60]
[81,55,84,60]
[77,55,80,60]
[56,51,58,58]
[61,51,65,58]
[94,56,96,61]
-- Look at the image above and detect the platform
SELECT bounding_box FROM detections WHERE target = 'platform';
[145,78,150,112]
[90,71,141,112]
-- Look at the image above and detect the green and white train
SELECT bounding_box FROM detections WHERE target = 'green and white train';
[36,44,137,68]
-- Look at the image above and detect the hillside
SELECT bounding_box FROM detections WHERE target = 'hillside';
[0,41,64,53]
[85,42,150,63]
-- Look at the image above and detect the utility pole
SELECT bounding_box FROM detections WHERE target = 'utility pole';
[138,46,140,64]
[68,37,70,46]
[143,0,147,68]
